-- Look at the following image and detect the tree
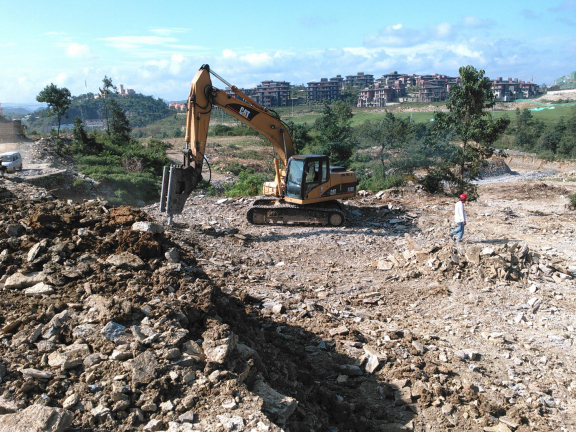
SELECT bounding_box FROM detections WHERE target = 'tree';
[36,83,72,137]
[109,99,131,145]
[361,113,411,174]
[314,100,355,166]
[99,75,117,134]
[72,116,102,154]
[434,65,510,194]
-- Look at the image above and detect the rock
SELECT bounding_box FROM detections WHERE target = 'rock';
[106,252,145,269]
[6,224,25,237]
[202,325,238,365]
[132,350,158,385]
[365,355,381,373]
[483,423,512,432]
[411,340,425,354]
[0,404,73,432]
[101,322,127,342]
[63,394,79,410]
[132,221,164,234]
[143,419,163,431]
[24,282,54,296]
[179,410,195,423]
[27,242,45,262]
[4,272,46,289]
[48,344,90,369]
[329,325,349,336]
[394,387,412,405]
[339,364,364,376]
[165,248,180,263]
[442,403,454,415]
[252,379,297,424]
[20,368,53,380]
[377,260,393,270]
[271,303,286,314]
[182,340,205,361]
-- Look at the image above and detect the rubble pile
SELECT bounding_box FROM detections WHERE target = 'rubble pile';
[377,235,575,285]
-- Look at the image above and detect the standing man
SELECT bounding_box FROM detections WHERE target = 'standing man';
[450,193,467,242]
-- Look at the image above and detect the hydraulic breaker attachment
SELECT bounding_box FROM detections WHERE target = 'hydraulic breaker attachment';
[160,153,202,223]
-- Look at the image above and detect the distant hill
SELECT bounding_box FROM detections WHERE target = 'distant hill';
[3,107,33,115]
[26,93,174,132]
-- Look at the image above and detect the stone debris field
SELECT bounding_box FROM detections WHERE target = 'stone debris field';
[0,146,575,431]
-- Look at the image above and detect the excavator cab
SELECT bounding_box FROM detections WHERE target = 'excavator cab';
[284,155,330,200]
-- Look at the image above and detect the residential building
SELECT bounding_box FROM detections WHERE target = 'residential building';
[306,75,345,102]
[345,72,374,88]
[492,77,539,101]
[252,80,291,107]
[169,102,187,111]
[357,82,407,107]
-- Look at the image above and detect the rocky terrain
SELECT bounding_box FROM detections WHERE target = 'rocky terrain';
[0,139,575,432]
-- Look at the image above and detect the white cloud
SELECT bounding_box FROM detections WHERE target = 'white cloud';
[241,52,272,66]
[67,43,90,58]
[150,28,189,36]
[55,73,68,86]
[223,49,237,58]
[172,53,184,63]
[101,36,178,50]
[434,22,452,38]
[392,23,402,30]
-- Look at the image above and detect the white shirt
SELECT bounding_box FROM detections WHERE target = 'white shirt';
[454,201,466,223]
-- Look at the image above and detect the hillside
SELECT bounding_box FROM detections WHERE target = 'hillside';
[0,136,575,431]
[26,93,173,132]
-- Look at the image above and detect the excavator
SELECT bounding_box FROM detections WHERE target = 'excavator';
[160,64,357,226]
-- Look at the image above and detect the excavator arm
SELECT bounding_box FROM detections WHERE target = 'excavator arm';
[160,64,295,219]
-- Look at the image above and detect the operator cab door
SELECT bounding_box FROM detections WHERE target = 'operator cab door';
[304,159,329,197]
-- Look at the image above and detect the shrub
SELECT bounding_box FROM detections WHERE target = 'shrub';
[358,174,406,192]
[569,193,576,210]
[224,171,270,197]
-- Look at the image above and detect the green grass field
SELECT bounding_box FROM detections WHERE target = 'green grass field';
[137,100,576,138]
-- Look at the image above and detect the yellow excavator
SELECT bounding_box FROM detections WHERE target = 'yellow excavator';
[160,64,357,226]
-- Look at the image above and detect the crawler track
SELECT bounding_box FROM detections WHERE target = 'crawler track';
[246,198,345,226]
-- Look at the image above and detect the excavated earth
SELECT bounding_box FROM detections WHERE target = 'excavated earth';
[0,144,575,431]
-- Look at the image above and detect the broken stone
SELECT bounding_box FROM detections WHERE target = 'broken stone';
[132,221,164,234]
[24,282,54,296]
[132,350,158,385]
[106,252,145,269]
[20,368,53,380]
[0,404,72,431]
[252,380,297,424]
[4,272,46,289]
[101,321,127,342]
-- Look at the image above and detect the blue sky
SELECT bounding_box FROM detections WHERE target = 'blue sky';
[1,0,575,105]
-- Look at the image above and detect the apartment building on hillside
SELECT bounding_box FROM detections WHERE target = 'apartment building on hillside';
[357,82,407,107]
[492,77,540,101]
[252,80,291,108]
[306,75,345,102]
[345,72,374,88]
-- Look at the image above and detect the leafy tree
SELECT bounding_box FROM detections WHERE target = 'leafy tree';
[361,113,411,174]
[109,99,131,145]
[36,83,72,137]
[99,76,117,134]
[72,116,102,154]
[434,65,510,194]
[314,100,355,166]
[286,121,312,154]
[340,85,360,106]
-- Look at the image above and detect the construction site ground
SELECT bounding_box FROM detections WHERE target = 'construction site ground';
[0,137,574,431]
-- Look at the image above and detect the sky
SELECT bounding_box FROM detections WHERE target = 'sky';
[1,0,575,105]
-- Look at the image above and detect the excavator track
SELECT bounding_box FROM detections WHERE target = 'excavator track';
[246,198,345,227]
